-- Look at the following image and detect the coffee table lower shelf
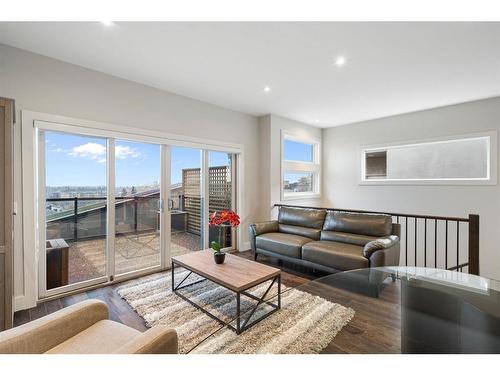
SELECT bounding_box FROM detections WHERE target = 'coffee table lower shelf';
[171,261,281,334]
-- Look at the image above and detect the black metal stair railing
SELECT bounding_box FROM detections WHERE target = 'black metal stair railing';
[274,204,480,275]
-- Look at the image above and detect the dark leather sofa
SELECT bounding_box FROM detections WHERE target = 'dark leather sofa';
[249,206,400,273]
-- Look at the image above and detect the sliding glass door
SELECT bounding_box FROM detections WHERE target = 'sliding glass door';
[36,122,239,298]
[114,140,162,276]
[40,130,109,294]
[169,146,203,256]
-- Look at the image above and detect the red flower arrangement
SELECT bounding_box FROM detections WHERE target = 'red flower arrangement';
[209,210,240,253]
[209,210,241,228]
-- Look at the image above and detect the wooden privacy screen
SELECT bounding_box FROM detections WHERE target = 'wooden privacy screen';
[182,166,232,235]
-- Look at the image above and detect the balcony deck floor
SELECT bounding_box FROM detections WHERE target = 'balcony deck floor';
[66,231,201,284]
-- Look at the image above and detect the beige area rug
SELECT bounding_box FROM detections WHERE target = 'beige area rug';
[116,270,355,354]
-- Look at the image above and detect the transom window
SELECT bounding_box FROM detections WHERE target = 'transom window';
[281,132,321,199]
[361,132,497,185]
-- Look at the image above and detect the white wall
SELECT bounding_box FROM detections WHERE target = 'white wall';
[258,115,272,214]
[259,114,323,220]
[0,44,261,307]
[323,96,500,280]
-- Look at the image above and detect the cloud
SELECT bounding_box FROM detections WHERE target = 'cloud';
[69,142,106,160]
[48,146,65,153]
[115,145,140,159]
[68,143,141,163]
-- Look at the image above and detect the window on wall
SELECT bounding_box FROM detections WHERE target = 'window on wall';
[281,133,321,199]
[361,132,497,184]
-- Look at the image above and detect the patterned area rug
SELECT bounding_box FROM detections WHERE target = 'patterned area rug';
[116,270,355,354]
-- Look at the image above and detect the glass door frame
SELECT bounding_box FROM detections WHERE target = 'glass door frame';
[36,122,168,298]
[169,148,238,253]
[108,141,169,284]
[36,127,110,298]
[33,118,241,300]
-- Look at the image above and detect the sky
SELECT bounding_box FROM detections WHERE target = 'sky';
[283,139,314,183]
[284,139,313,163]
[44,132,231,187]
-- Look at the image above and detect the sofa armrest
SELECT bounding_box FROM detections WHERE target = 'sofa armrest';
[363,236,401,268]
[249,220,279,251]
[114,326,178,354]
[363,235,399,258]
[250,220,279,236]
[0,299,109,354]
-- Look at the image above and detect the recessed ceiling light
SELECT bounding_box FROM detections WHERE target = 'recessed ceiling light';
[263,86,271,93]
[334,56,346,67]
[100,21,115,27]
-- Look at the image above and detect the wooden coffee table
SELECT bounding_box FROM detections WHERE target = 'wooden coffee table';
[171,249,281,334]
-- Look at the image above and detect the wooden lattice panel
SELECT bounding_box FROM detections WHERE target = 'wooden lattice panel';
[182,168,201,197]
[182,166,232,234]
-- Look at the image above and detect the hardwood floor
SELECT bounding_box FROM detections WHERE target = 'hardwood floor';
[14,282,149,332]
[13,251,400,353]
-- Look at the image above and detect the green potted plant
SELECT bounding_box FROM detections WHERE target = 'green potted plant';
[209,210,240,264]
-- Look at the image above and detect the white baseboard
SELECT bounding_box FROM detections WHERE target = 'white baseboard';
[14,294,36,312]
[239,241,251,251]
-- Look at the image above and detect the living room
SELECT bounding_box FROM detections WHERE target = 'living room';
[1,0,500,372]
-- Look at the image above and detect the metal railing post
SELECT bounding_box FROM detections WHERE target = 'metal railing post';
[73,197,78,242]
[468,214,480,275]
[134,197,138,233]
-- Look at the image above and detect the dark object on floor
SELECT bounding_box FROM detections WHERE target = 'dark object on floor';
[46,239,69,289]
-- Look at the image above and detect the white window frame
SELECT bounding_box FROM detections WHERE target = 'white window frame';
[280,131,321,200]
[359,131,498,185]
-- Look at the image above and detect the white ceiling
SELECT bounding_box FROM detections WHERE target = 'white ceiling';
[0,22,499,127]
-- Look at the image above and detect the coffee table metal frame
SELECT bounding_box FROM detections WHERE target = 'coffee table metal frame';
[171,260,281,334]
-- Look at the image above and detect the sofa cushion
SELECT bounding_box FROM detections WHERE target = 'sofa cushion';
[323,211,392,237]
[302,241,369,271]
[320,230,377,246]
[45,320,140,354]
[279,224,321,240]
[256,232,313,258]
[278,206,326,229]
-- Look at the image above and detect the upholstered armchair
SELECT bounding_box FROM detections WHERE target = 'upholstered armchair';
[0,299,178,354]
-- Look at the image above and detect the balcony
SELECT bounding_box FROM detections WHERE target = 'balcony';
[45,194,203,286]
[45,165,233,289]
[65,231,201,284]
